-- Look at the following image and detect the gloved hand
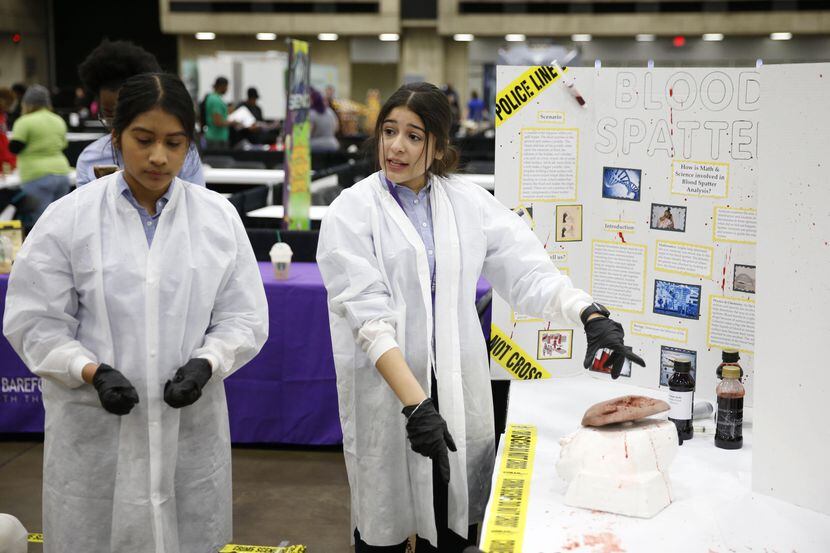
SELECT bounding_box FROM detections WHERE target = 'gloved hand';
[402,398,457,485]
[92,364,140,415]
[583,317,646,379]
[164,358,212,408]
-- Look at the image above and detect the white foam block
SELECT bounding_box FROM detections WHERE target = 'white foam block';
[557,418,678,518]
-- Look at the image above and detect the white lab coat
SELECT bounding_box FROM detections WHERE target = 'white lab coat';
[3,172,268,553]
[317,171,592,546]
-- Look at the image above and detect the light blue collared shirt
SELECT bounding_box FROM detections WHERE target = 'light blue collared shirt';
[384,174,435,281]
[76,134,205,187]
[117,172,174,246]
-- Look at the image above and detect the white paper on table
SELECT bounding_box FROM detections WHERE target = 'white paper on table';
[227,105,256,128]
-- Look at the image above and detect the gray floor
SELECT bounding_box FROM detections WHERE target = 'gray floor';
[0,441,354,552]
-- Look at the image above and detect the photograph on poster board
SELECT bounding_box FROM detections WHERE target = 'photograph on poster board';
[653,279,701,320]
[659,345,697,387]
[650,203,687,232]
[511,204,535,229]
[555,205,583,242]
[537,329,573,360]
[602,167,641,202]
[733,264,756,294]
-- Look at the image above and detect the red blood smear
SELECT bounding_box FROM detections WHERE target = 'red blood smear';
[583,532,626,553]
[576,95,586,106]
[618,231,626,243]
[624,434,629,458]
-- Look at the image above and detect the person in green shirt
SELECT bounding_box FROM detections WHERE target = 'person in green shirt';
[8,85,71,231]
[203,77,231,150]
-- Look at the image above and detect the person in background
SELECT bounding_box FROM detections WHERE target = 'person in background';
[466,90,485,123]
[309,87,340,153]
[317,82,643,552]
[240,87,264,122]
[204,76,232,150]
[8,85,71,231]
[231,87,269,146]
[443,83,461,136]
[4,72,268,553]
[0,88,17,171]
[325,85,344,138]
[76,39,205,186]
[6,83,26,128]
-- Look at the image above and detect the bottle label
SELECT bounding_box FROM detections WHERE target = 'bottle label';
[668,390,694,420]
[716,396,744,440]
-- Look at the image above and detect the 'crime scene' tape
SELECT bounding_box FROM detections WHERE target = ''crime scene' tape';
[28,533,304,552]
[220,546,306,553]
[489,325,551,379]
[480,424,537,553]
[494,65,564,128]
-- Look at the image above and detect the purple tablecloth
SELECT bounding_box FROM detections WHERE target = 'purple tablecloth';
[0,262,491,444]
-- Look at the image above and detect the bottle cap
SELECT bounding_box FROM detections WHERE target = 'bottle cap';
[722,366,741,379]
[722,348,740,363]
[672,357,692,372]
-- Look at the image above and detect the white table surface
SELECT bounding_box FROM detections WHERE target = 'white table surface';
[480,374,830,552]
[246,204,328,221]
[0,170,77,190]
[463,173,494,191]
[202,167,285,186]
[66,132,105,141]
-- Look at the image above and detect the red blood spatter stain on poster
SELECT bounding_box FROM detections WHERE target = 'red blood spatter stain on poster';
[618,232,626,243]
[721,248,732,292]
[562,539,581,550]
[583,532,626,553]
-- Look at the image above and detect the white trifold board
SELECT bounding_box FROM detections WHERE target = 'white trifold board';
[492,66,759,411]
[754,63,830,517]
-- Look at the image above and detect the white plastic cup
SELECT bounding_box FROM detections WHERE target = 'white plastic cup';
[269,242,293,280]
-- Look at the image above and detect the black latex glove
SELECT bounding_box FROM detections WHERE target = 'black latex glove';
[402,398,457,484]
[583,317,646,379]
[164,358,212,408]
[92,364,139,415]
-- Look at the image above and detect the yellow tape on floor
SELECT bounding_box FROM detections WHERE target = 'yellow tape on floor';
[489,324,551,379]
[494,65,563,128]
[220,546,306,553]
[480,424,537,553]
[28,533,304,552]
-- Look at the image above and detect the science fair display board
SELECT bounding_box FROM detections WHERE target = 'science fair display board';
[490,66,759,404]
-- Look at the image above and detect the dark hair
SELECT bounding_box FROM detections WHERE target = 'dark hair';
[214,77,229,88]
[309,87,325,114]
[11,83,26,97]
[78,40,161,96]
[366,82,459,178]
[247,87,259,100]
[112,73,196,148]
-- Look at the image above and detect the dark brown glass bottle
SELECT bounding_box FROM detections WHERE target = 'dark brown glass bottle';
[716,348,743,379]
[715,365,745,449]
[668,358,695,444]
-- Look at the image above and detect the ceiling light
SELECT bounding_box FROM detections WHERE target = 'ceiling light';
[703,33,724,41]
[256,33,277,41]
[195,32,215,41]
[770,32,792,40]
[379,33,399,41]
[453,34,474,42]
[636,34,656,42]
[318,33,339,41]
[571,34,592,42]
[505,34,526,42]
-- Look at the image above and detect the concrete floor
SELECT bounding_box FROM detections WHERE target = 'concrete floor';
[0,440,354,552]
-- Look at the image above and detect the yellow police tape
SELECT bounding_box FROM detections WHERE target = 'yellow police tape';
[494,65,564,128]
[489,325,551,380]
[28,533,304,552]
[480,424,537,553]
[220,546,306,553]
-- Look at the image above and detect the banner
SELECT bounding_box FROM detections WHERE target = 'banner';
[283,39,311,230]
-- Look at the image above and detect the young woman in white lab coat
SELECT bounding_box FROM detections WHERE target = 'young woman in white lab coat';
[317,82,644,552]
[3,73,268,553]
